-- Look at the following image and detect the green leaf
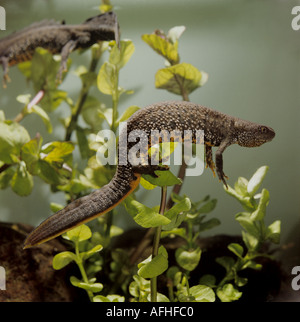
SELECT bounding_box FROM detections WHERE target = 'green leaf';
[21,136,42,175]
[199,274,217,288]
[235,275,248,287]
[235,212,260,237]
[18,61,32,79]
[242,260,262,271]
[197,198,217,214]
[138,246,168,278]
[37,160,63,184]
[99,4,113,12]
[175,247,201,271]
[225,184,255,211]
[41,141,74,164]
[189,285,215,302]
[142,169,181,187]
[41,89,68,112]
[52,251,77,270]
[0,121,30,164]
[147,142,180,166]
[50,202,64,213]
[0,166,15,189]
[155,63,208,96]
[109,39,135,70]
[129,275,150,298]
[140,176,157,190]
[247,166,269,196]
[167,26,186,44]
[0,110,5,122]
[250,188,269,221]
[33,48,64,83]
[70,276,103,293]
[10,161,33,196]
[131,200,171,228]
[27,104,52,133]
[142,33,179,65]
[216,283,242,302]
[93,295,125,302]
[199,218,221,232]
[149,293,170,302]
[234,177,249,196]
[97,61,117,95]
[109,225,124,238]
[162,197,191,230]
[81,96,105,130]
[76,127,90,159]
[215,256,235,273]
[24,48,69,111]
[241,231,259,252]
[78,70,97,88]
[81,245,103,261]
[266,220,281,244]
[16,94,31,105]
[64,224,92,243]
[161,227,187,239]
[228,243,244,259]
[117,105,140,125]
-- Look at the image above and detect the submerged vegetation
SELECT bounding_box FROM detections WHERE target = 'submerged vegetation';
[0,0,280,302]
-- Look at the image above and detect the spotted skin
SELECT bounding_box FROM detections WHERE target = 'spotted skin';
[24,101,275,248]
[0,12,119,86]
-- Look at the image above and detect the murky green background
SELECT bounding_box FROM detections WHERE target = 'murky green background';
[0,0,299,243]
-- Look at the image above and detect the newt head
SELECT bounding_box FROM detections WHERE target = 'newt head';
[235,120,275,147]
[83,11,120,47]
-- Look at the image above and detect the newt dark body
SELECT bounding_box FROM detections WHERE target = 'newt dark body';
[0,11,119,85]
[24,101,275,248]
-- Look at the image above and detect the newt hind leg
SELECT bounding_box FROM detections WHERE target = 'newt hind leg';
[205,144,216,177]
[1,57,11,88]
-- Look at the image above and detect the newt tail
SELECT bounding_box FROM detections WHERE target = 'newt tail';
[23,166,140,248]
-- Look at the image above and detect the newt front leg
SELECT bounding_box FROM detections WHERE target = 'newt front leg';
[215,138,231,189]
[57,39,79,82]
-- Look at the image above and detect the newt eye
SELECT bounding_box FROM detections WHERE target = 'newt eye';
[260,126,268,134]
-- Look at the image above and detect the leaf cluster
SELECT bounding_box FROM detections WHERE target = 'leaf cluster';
[196,166,281,302]
[53,224,124,302]
[142,27,208,98]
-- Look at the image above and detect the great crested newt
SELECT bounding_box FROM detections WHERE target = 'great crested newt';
[23,101,275,248]
[0,11,119,86]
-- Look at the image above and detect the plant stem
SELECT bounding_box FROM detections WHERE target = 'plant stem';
[166,88,189,210]
[150,185,167,302]
[14,90,45,123]
[104,44,121,241]
[104,210,113,244]
[65,44,103,141]
[129,81,190,262]
[166,160,187,210]
[111,68,119,134]
[75,241,94,301]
